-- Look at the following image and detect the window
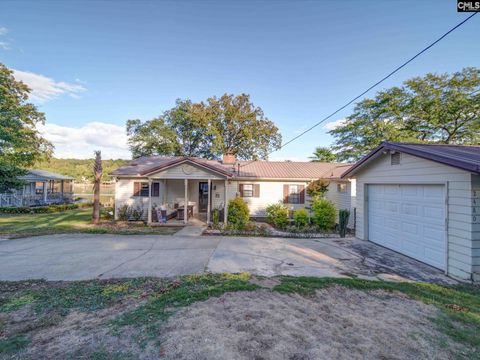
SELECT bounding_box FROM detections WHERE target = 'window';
[239,184,260,198]
[337,183,347,193]
[243,184,253,197]
[133,182,160,197]
[391,152,400,165]
[35,182,44,194]
[284,184,304,204]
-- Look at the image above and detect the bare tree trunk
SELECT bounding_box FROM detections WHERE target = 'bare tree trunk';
[92,151,103,224]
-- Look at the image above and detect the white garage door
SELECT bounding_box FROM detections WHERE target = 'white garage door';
[368,184,446,269]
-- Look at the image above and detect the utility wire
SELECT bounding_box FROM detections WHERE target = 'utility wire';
[240,12,478,167]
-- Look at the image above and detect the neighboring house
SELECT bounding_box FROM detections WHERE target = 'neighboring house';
[0,170,74,207]
[110,154,353,226]
[342,142,480,282]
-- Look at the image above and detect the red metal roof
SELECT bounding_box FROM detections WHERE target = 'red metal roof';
[110,156,351,180]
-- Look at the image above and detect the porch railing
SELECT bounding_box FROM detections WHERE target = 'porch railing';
[0,192,74,207]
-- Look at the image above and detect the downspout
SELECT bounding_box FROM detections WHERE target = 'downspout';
[445,181,449,276]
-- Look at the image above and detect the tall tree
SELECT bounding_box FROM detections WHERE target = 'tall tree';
[207,94,282,160]
[0,63,52,192]
[126,94,282,160]
[330,68,480,162]
[92,151,102,224]
[309,146,337,162]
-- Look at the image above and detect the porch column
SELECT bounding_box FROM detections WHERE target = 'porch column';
[224,179,228,224]
[163,179,167,204]
[207,179,211,225]
[43,181,47,203]
[184,179,188,224]
[147,178,152,224]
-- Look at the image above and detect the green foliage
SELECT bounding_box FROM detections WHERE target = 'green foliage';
[34,158,129,182]
[117,204,130,221]
[126,94,282,160]
[266,203,289,229]
[330,67,480,161]
[227,196,250,229]
[310,198,336,230]
[293,208,309,228]
[212,208,220,227]
[306,179,329,199]
[309,146,337,162]
[0,202,92,214]
[112,273,257,334]
[338,209,350,237]
[0,63,53,192]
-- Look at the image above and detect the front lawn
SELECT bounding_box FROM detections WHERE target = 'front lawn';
[0,208,179,238]
[0,274,478,359]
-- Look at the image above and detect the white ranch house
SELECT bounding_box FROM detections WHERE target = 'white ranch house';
[110,155,354,226]
[0,170,74,207]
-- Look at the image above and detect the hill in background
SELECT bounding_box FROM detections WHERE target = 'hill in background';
[34,158,130,182]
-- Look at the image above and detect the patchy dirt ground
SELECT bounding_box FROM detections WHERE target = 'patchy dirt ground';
[159,287,460,360]
[2,274,478,359]
[1,284,470,360]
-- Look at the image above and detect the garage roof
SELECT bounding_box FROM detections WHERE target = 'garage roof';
[341,142,480,178]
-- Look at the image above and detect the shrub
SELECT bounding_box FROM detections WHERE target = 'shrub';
[0,202,93,215]
[310,198,336,231]
[338,209,350,238]
[266,203,289,229]
[212,208,220,228]
[227,197,249,230]
[306,179,329,199]
[117,205,130,221]
[293,208,309,228]
[130,206,144,221]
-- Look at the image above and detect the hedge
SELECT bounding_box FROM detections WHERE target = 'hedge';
[0,202,93,214]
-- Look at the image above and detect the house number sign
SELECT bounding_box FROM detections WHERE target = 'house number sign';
[473,189,480,224]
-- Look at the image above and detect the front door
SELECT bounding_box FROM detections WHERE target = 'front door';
[198,182,209,212]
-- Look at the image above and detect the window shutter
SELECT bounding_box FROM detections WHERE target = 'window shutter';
[299,185,305,204]
[239,184,244,197]
[152,182,160,197]
[133,182,140,196]
[254,184,260,197]
[283,185,289,204]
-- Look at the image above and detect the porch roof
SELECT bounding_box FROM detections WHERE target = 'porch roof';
[19,170,74,182]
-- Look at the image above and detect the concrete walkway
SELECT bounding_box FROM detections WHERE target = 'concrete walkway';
[174,218,207,237]
[0,234,454,284]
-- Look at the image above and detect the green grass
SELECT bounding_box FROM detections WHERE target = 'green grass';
[0,208,179,237]
[112,273,258,338]
[0,335,28,355]
[274,276,480,354]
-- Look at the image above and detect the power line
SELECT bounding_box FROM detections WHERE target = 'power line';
[241,12,477,167]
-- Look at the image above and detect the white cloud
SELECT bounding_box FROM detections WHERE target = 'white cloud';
[12,69,87,103]
[38,122,131,160]
[0,26,9,49]
[324,118,348,131]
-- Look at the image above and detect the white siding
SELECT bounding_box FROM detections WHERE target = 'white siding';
[472,175,480,282]
[226,180,351,218]
[148,162,225,180]
[325,180,355,228]
[352,152,475,280]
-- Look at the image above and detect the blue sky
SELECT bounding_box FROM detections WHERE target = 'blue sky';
[0,0,478,159]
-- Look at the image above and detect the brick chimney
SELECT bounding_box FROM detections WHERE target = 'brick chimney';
[222,153,236,165]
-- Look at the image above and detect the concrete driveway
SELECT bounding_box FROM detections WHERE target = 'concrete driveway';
[0,234,454,284]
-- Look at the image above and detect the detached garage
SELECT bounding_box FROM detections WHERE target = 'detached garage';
[342,142,480,282]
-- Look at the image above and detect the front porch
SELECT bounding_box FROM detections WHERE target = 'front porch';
[146,178,229,225]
